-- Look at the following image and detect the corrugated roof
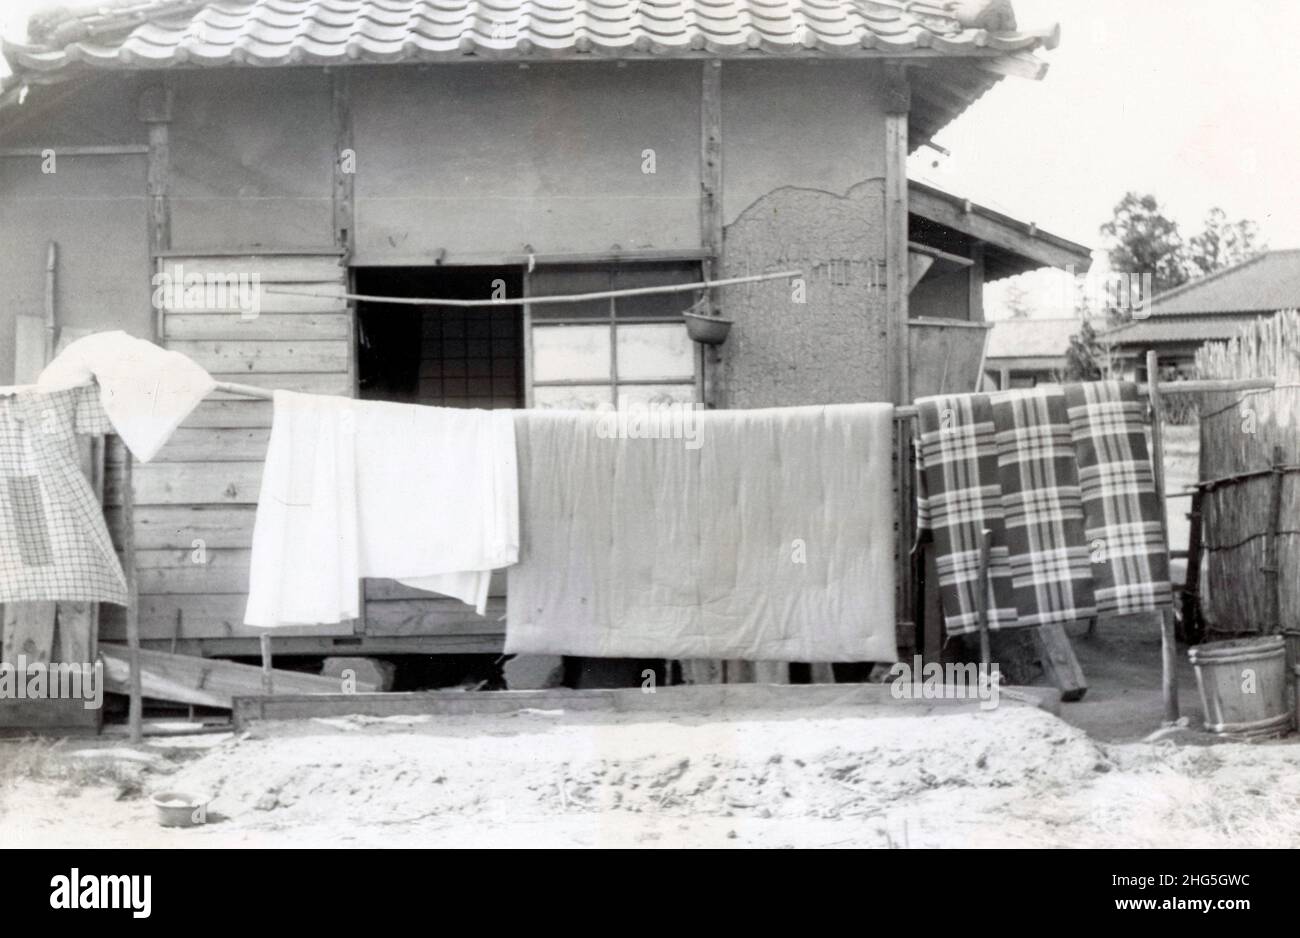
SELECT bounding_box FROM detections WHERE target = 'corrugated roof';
[984,316,1079,359]
[1148,250,1300,316]
[1103,312,1282,347]
[4,0,1057,76]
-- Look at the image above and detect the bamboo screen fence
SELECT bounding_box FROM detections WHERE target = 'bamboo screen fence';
[1195,310,1300,636]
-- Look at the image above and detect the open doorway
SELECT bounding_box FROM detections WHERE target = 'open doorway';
[354,266,524,408]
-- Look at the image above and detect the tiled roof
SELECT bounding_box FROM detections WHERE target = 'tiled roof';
[984,317,1080,360]
[1148,250,1300,316]
[1103,312,1283,348]
[4,0,1058,77]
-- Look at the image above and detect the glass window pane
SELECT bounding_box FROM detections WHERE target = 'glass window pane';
[614,263,701,319]
[617,383,697,407]
[616,323,696,381]
[532,324,611,382]
[534,385,614,410]
[530,266,612,321]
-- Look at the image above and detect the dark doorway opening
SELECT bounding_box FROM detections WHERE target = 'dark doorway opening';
[354,266,524,408]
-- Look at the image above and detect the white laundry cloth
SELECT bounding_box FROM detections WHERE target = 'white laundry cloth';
[37,330,215,463]
[245,391,519,627]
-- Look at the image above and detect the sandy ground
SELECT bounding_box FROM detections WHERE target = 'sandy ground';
[4,423,1285,850]
[3,687,1299,848]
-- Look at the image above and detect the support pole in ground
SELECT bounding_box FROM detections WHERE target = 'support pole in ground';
[260,633,274,695]
[122,446,143,744]
[976,527,993,667]
[1147,350,1180,725]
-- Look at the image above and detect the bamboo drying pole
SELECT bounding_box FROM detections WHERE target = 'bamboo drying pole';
[265,267,802,308]
[1146,351,1180,725]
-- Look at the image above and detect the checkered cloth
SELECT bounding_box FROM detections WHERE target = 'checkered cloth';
[0,386,127,605]
[992,388,1097,626]
[1064,381,1173,614]
[916,382,1170,635]
[915,394,1018,635]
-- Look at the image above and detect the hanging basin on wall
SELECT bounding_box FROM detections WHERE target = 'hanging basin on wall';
[683,311,733,346]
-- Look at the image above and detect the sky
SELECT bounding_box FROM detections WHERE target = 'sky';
[2,0,1297,315]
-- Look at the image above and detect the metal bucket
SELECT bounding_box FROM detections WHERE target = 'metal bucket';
[1189,636,1291,738]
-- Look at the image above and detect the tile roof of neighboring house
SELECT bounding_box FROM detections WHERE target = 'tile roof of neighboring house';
[1146,250,1300,316]
[984,316,1080,360]
[1,1,1060,147]
[1103,312,1283,348]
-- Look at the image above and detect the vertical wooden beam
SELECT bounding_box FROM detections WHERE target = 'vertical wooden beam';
[139,83,172,256]
[331,69,355,257]
[884,64,913,656]
[260,633,274,694]
[43,242,57,362]
[122,449,143,743]
[1146,349,1180,724]
[883,63,910,406]
[700,60,723,409]
[968,242,985,322]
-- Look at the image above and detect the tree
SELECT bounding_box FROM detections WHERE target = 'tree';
[1186,207,1265,277]
[1099,192,1189,298]
[1003,281,1034,319]
[1060,318,1119,382]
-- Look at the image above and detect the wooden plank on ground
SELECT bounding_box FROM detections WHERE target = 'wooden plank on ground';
[100,644,374,709]
[1034,622,1087,702]
[233,682,1061,729]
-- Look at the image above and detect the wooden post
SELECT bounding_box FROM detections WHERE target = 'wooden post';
[260,633,274,695]
[976,528,993,666]
[122,447,143,743]
[1146,350,1180,724]
[699,59,723,410]
[1265,444,1285,633]
[883,63,911,406]
[331,69,354,257]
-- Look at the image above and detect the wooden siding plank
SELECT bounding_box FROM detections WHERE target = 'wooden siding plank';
[169,340,348,375]
[364,571,507,601]
[364,598,506,637]
[108,461,262,506]
[162,289,347,315]
[182,400,273,428]
[165,313,350,340]
[101,595,353,641]
[134,549,252,595]
[107,506,257,549]
[151,428,271,463]
[161,256,344,282]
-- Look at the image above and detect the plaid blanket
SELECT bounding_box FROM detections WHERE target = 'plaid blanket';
[916,394,1018,634]
[916,382,1170,635]
[0,387,127,605]
[991,388,1097,626]
[1064,382,1173,614]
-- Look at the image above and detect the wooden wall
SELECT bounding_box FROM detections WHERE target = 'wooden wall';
[100,253,353,643]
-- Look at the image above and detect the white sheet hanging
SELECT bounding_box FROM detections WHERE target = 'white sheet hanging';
[37,330,215,463]
[244,391,518,627]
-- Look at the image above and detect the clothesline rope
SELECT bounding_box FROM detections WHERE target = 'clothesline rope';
[265,268,803,308]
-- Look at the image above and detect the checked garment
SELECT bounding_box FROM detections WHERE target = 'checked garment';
[0,386,128,605]
[916,382,1170,635]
